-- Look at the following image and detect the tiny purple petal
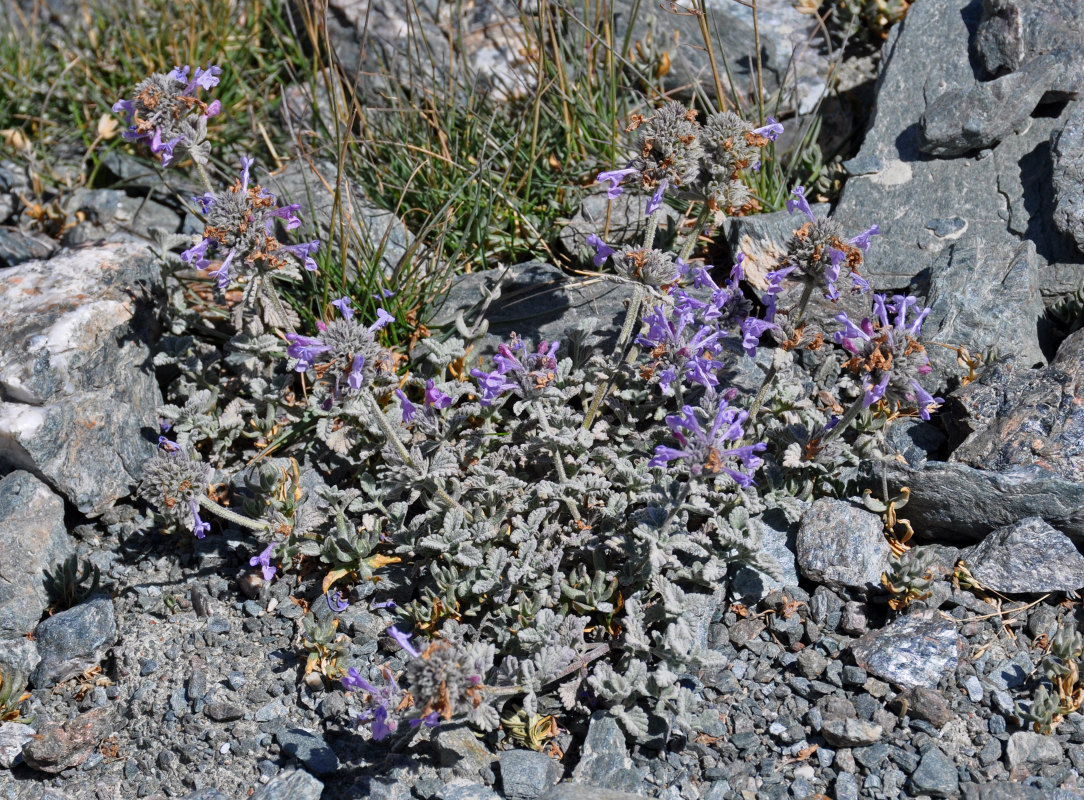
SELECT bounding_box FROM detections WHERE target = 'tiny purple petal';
[753,117,784,141]
[326,590,349,613]
[848,224,881,252]
[368,308,395,333]
[395,388,416,423]
[331,296,354,320]
[646,179,668,216]
[596,167,639,199]
[387,625,421,658]
[424,379,452,409]
[347,355,366,391]
[785,185,815,223]
[586,233,615,268]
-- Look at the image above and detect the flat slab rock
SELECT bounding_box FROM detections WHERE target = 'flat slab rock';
[0,242,162,515]
[961,517,1084,594]
[850,612,964,689]
[796,498,893,592]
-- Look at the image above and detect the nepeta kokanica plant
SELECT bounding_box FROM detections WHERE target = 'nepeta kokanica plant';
[113,64,221,171]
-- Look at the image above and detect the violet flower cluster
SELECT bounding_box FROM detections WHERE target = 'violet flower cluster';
[285,303,396,399]
[835,294,943,419]
[113,64,222,167]
[470,336,560,406]
[180,156,320,291]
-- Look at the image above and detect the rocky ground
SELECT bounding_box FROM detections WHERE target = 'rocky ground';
[4,1,1084,799]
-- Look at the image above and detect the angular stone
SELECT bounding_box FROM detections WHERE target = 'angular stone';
[435,723,497,780]
[571,713,642,794]
[0,471,71,643]
[910,747,959,798]
[559,191,680,264]
[611,0,780,109]
[60,188,181,246]
[273,727,339,776]
[945,330,1084,486]
[30,595,117,688]
[0,721,34,768]
[729,508,801,602]
[436,783,502,800]
[1052,100,1084,255]
[832,0,1084,300]
[0,242,162,515]
[890,687,953,728]
[266,159,425,285]
[22,706,111,774]
[796,499,893,592]
[499,749,563,799]
[866,460,1084,542]
[963,517,1084,593]
[0,226,57,268]
[923,238,1046,391]
[543,785,652,800]
[821,718,882,748]
[1005,731,1064,769]
[851,612,963,689]
[250,769,324,800]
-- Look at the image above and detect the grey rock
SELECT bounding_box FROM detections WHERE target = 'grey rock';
[180,791,231,800]
[204,702,244,723]
[250,769,324,800]
[851,612,963,689]
[923,238,1046,391]
[1005,731,1064,769]
[0,242,162,515]
[0,471,71,649]
[796,499,893,592]
[965,675,984,703]
[962,517,1084,593]
[962,783,1084,800]
[0,721,34,768]
[891,687,953,728]
[22,706,111,773]
[910,747,959,798]
[821,718,882,747]
[920,57,1060,157]
[435,723,497,780]
[1053,100,1084,254]
[611,0,780,109]
[883,418,946,469]
[430,260,636,358]
[0,226,57,267]
[499,749,563,799]
[571,713,643,793]
[559,191,680,263]
[543,785,652,800]
[948,329,1084,485]
[834,773,859,800]
[274,727,339,776]
[436,783,502,800]
[866,460,1084,541]
[266,159,426,285]
[60,187,181,245]
[832,0,1084,300]
[30,595,117,688]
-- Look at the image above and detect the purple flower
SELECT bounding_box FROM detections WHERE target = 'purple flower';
[753,117,784,141]
[730,253,746,283]
[740,317,777,357]
[851,273,871,293]
[396,388,417,423]
[823,247,846,301]
[388,625,421,658]
[373,288,395,299]
[203,99,221,118]
[190,64,222,92]
[646,179,668,216]
[285,333,331,372]
[207,249,234,290]
[331,296,354,320]
[193,193,215,214]
[586,233,615,268]
[181,237,211,268]
[371,705,397,740]
[342,667,377,694]
[848,224,881,252]
[864,372,891,407]
[270,203,302,231]
[189,499,211,539]
[347,355,366,391]
[249,543,276,582]
[470,368,516,405]
[410,711,441,729]
[370,599,397,610]
[280,239,320,272]
[157,436,180,452]
[149,129,184,166]
[909,380,943,421]
[368,308,395,333]
[648,399,766,485]
[168,65,190,83]
[326,590,349,613]
[597,167,639,199]
[425,379,452,409]
[112,99,134,124]
[785,185,815,223]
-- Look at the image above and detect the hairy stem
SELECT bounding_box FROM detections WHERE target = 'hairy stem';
[747,278,816,421]
[678,206,710,263]
[194,161,215,195]
[198,495,270,531]
[583,284,643,431]
[532,400,582,521]
[483,643,611,697]
[363,392,474,523]
[818,394,866,447]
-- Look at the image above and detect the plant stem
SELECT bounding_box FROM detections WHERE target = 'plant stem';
[483,642,611,697]
[532,401,582,521]
[194,161,215,195]
[363,392,474,522]
[198,495,270,531]
[747,279,816,421]
[818,394,866,447]
[642,204,665,253]
[679,205,710,262]
[583,283,643,431]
